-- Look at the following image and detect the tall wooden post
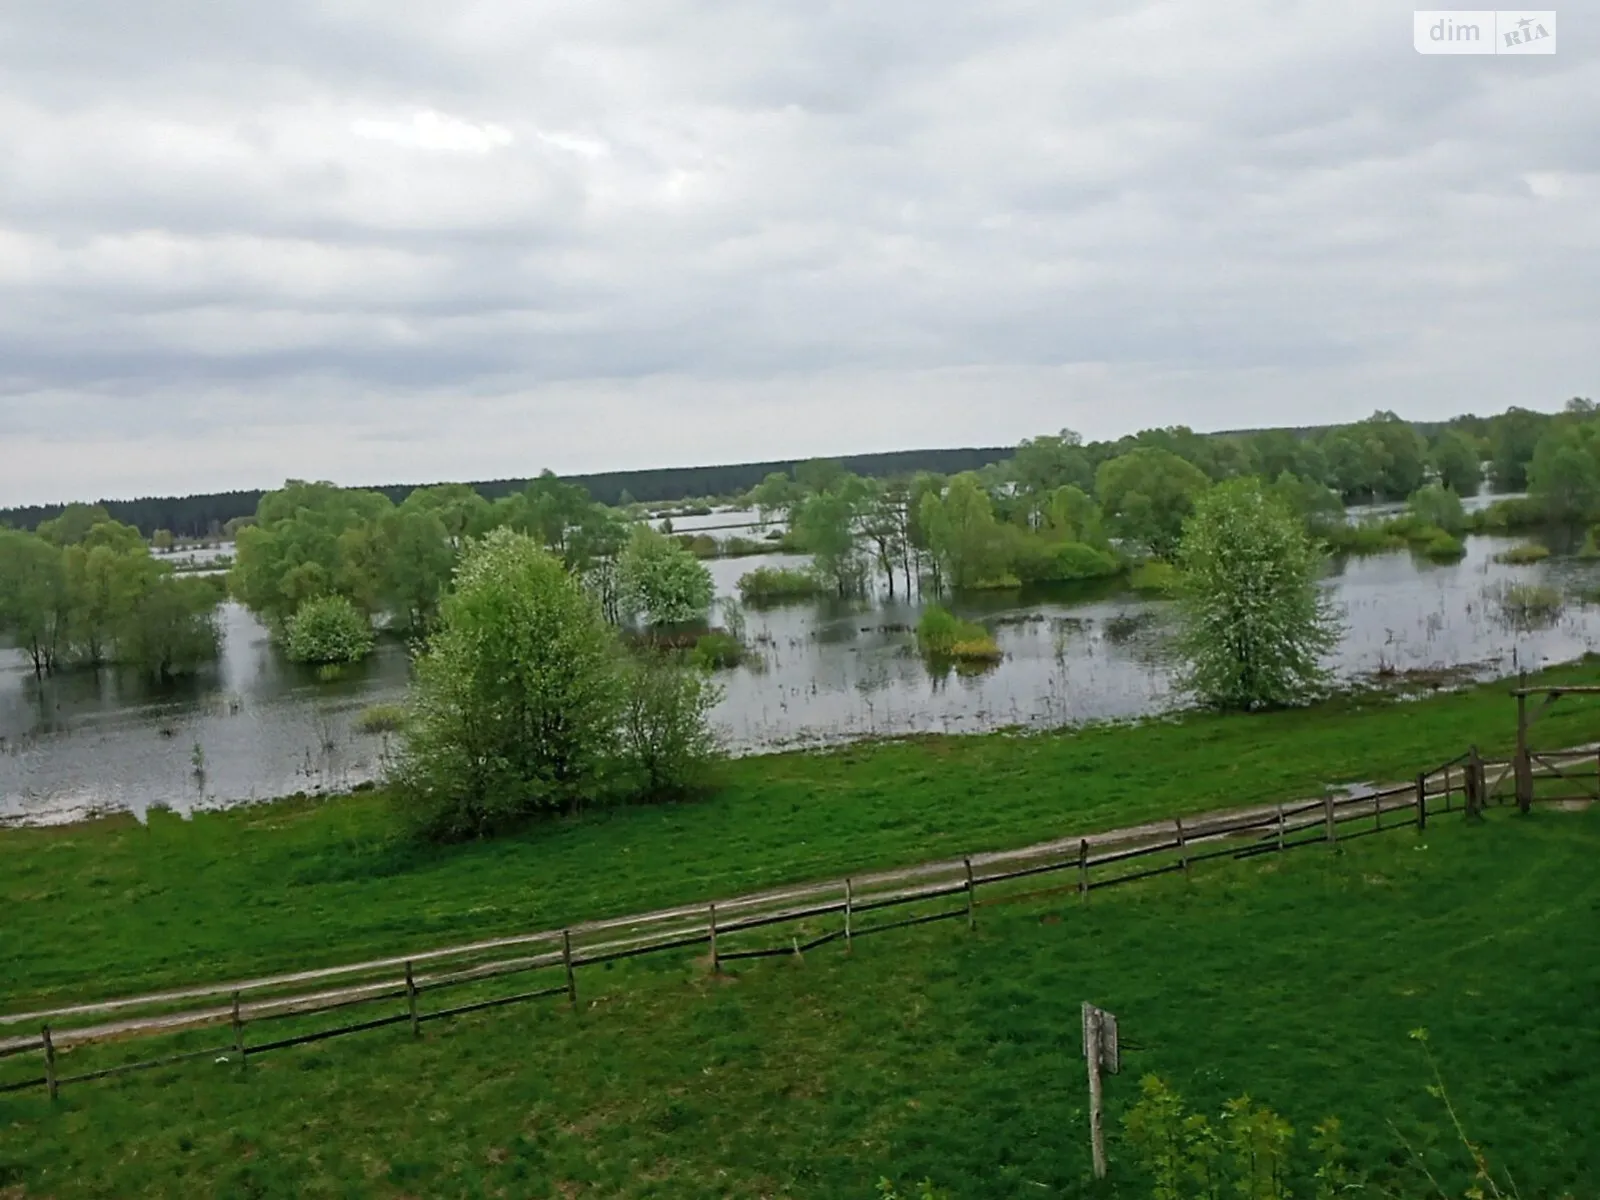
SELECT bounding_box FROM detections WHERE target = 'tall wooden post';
[1077,839,1089,899]
[844,879,854,950]
[708,903,720,973]
[403,966,422,1036]
[1083,1004,1107,1180]
[1275,802,1286,852]
[42,1026,57,1101]
[963,857,977,932]
[232,989,248,1066]
[1324,793,1336,843]
[1515,686,1533,813]
[562,931,577,1009]
[1416,772,1428,832]
[1175,818,1190,879]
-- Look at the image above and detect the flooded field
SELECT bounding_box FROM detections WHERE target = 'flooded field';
[4,532,1598,825]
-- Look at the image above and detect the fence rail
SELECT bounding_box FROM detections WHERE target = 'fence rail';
[2,744,1592,1100]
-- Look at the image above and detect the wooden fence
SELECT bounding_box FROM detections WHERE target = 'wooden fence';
[1,746,1591,1101]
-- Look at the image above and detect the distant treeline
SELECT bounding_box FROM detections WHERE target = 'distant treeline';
[0,447,1014,539]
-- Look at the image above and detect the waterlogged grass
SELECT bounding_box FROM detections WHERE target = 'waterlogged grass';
[5,659,1600,1016]
[0,810,1595,1198]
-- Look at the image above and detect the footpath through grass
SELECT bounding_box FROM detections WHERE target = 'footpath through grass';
[1,808,1596,1198]
[4,660,1600,1012]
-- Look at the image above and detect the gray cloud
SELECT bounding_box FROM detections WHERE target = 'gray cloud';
[0,0,1596,504]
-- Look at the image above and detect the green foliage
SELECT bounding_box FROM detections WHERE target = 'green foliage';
[1408,484,1467,535]
[737,566,825,604]
[875,1178,947,1200]
[1493,542,1549,565]
[1493,582,1563,628]
[1322,411,1430,502]
[354,704,407,735]
[1489,406,1547,492]
[618,526,715,626]
[1096,448,1212,558]
[1527,419,1600,523]
[1421,531,1466,562]
[393,530,623,839]
[1321,521,1408,556]
[115,572,223,680]
[1009,430,1093,496]
[1175,479,1340,710]
[793,485,870,595]
[1431,430,1484,497]
[916,605,1001,662]
[1124,1078,1311,1200]
[616,653,724,801]
[919,473,1006,589]
[1129,560,1182,594]
[1266,471,1345,534]
[284,595,375,665]
[35,502,113,546]
[1006,533,1121,584]
[691,631,745,670]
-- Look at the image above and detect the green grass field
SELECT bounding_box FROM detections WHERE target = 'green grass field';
[1,807,1595,1198]
[5,660,1600,1014]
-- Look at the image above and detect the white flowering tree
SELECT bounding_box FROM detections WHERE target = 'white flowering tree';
[617,525,714,626]
[1174,478,1341,710]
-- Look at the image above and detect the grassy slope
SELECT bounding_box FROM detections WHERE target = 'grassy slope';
[1,808,1595,1198]
[5,659,1600,1012]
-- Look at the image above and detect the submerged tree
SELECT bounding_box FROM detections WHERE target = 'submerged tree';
[617,525,714,625]
[1174,479,1341,710]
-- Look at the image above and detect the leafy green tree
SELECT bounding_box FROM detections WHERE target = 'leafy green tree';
[616,654,723,800]
[794,457,848,495]
[1042,485,1107,547]
[919,473,1006,589]
[1320,425,1388,503]
[35,503,113,546]
[392,530,622,839]
[1361,411,1430,499]
[1527,421,1600,524]
[793,486,869,595]
[1430,430,1483,497]
[62,539,151,665]
[402,484,491,549]
[1265,472,1344,535]
[1175,478,1340,709]
[859,479,911,597]
[1408,484,1467,535]
[284,594,375,665]
[1009,430,1093,496]
[229,481,393,628]
[1095,448,1211,558]
[749,472,804,525]
[1489,406,1549,492]
[117,573,222,680]
[151,529,177,553]
[0,529,66,675]
[905,472,948,590]
[498,471,595,565]
[617,526,714,625]
[378,508,456,634]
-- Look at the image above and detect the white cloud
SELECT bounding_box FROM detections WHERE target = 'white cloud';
[350,109,514,154]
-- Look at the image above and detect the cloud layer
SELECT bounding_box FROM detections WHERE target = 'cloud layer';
[1,0,1596,503]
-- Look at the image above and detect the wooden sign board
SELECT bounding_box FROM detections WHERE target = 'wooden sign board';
[1081,1003,1120,1075]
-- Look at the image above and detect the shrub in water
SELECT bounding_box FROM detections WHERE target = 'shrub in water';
[1408,483,1467,536]
[916,605,1001,662]
[692,631,744,670]
[354,703,406,735]
[1494,541,1550,565]
[1421,530,1466,562]
[285,595,374,665]
[737,566,824,603]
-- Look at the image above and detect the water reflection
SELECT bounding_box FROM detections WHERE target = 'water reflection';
[5,534,1600,825]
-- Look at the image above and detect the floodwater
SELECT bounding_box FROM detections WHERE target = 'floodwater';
[4,532,1598,825]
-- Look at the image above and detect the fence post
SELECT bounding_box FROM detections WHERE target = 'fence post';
[1373,790,1382,832]
[709,903,720,973]
[41,1026,57,1101]
[1324,793,1336,844]
[844,879,854,950]
[232,989,248,1067]
[404,963,420,1037]
[1077,839,1089,899]
[963,857,977,932]
[1275,802,1286,852]
[1175,818,1190,879]
[1416,772,1428,832]
[562,931,577,1010]
[1515,685,1533,814]
[1468,744,1484,820]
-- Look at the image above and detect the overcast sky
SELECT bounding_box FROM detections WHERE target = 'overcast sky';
[0,1,1595,505]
